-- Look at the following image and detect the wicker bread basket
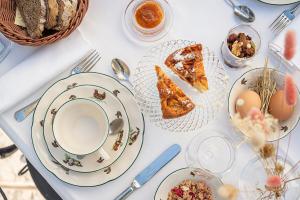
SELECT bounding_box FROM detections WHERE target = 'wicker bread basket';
[0,0,89,46]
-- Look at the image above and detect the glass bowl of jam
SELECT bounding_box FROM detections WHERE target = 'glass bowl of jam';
[123,0,173,43]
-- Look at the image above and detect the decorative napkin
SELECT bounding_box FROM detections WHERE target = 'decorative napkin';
[0,31,91,113]
[269,17,300,71]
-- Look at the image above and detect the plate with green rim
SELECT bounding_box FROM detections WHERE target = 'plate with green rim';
[256,0,300,5]
[43,85,130,173]
[154,167,223,200]
[31,72,145,186]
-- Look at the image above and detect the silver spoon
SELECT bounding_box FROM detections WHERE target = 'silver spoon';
[111,58,133,87]
[109,118,124,135]
[226,0,255,23]
[76,119,123,160]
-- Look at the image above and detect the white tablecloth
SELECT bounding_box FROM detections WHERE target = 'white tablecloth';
[1,1,300,199]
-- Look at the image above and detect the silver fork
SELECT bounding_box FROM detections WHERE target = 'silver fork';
[269,3,300,35]
[14,49,101,122]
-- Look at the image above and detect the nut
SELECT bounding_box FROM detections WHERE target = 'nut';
[227,32,255,58]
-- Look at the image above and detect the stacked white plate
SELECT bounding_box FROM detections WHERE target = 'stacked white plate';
[257,0,300,5]
[31,72,145,186]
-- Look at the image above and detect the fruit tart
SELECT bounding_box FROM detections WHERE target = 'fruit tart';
[155,66,195,119]
[165,44,208,92]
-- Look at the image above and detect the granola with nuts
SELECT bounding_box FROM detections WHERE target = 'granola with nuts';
[227,33,255,58]
[168,179,213,200]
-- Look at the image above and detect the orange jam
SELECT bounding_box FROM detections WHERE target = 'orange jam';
[134,1,164,29]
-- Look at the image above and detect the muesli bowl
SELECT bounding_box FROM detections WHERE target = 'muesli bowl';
[221,24,261,68]
[228,67,300,142]
[154,167,223,200]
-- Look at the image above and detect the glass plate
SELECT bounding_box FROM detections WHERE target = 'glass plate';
[132,40,229,132]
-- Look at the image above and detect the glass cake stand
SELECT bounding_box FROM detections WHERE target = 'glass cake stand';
[132,40,229,132]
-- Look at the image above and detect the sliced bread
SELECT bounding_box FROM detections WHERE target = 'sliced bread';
[45,0,59,29]
[15,0,47,38]
[54,0,78,31]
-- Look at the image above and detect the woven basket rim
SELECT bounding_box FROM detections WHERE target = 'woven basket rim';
[0,0,89,46]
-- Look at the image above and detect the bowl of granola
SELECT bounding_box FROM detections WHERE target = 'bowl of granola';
[154,168,223,200]
[221,24,261,68]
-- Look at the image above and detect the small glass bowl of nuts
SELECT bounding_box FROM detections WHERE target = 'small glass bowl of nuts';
[221,24,261,68]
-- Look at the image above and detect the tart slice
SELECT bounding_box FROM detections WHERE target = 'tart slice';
[165,44,208,92]
[155,66,195,119]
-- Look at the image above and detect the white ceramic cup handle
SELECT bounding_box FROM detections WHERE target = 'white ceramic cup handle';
[99,148,110,160]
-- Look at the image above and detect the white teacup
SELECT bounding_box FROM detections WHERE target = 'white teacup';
[53,98,109,155]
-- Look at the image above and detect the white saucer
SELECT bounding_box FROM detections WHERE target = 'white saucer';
[43,85,130,173]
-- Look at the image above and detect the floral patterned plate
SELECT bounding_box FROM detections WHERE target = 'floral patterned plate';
[43,85,130,173]
[31,73,144,186]
[228,68,300,142]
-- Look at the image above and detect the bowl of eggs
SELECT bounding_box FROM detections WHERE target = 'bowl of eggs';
[228,67,300,142]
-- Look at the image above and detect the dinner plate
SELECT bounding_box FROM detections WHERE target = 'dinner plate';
[228,68,300,142]
[154,167,223,200]
[132,40,229,132]
[257,0,300,5]
[32,73,144,186]
[43,85,130,173]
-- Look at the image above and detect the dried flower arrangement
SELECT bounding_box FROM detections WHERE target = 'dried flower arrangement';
[232,108,279,149]
[250,59,277,113]
[226,30,299,200]
[218,184,239,200]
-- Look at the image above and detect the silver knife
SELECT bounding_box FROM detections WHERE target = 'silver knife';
[114,144,181,200]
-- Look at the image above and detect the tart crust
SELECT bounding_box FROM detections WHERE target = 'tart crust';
[165,44,208,92]
[155,66,195,119]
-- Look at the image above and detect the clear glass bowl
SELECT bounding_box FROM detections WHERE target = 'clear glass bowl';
[185,130,236,175]
[221,24,261,68]
[122,0,173,43]
[0,34,12,63]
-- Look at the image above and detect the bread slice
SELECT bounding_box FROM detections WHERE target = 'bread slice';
[155,66,195,119]
[16,0,47,38]
[45,0,59,29]
[165,44,209,92]
[54,0,78,31]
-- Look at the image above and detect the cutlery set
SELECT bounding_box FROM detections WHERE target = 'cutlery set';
[114,144,181,200]
[269,3,300,35]
[14,50,101,122]
[225,0,300,35]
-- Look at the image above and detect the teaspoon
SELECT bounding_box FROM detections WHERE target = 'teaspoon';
[111,58,133,87]
[109,118,124,135]
[226,0,255,23]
